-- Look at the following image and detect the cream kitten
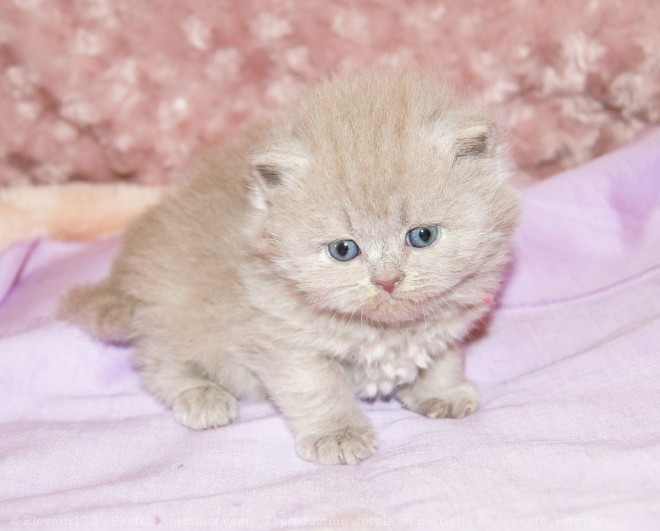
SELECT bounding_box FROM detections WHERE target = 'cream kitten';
[60,70,520,465]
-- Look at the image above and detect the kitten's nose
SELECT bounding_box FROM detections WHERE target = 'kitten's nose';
[373,275,402,294]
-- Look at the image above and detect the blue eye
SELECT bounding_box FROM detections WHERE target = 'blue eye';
[328,240,360,261]
[406,226,439,248]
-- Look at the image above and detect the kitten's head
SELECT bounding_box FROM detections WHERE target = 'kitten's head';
[247,70,520,325]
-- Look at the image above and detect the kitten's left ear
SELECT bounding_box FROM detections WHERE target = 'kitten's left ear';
[452,115,496,161]
[248,142,309,210]
[426,111,498,164]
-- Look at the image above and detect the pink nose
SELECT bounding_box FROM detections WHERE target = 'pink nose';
[373,276,402,294]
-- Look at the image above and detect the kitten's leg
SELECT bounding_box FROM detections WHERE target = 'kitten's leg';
[135,343,238,430]
[396,346,480,419]
[259,354,378,465]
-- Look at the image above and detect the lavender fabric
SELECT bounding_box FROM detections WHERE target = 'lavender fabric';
[1,130,659,530]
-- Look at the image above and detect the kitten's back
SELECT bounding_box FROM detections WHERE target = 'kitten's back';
[59,144,253,343]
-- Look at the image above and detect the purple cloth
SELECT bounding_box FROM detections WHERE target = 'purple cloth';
[1,130,659,529]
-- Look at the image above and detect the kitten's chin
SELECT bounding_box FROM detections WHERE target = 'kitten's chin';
[355,296,423,326]
[313,295,418,327]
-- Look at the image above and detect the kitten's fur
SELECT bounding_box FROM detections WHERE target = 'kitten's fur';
[60,71,520,465]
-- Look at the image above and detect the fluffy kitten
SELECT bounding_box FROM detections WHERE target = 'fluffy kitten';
[60,70,520,465]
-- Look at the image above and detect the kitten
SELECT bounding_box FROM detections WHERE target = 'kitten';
[60,70,520,465]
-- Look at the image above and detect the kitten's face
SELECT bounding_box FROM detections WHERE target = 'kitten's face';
[248,72,520,325]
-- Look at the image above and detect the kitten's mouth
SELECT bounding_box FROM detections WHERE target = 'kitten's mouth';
[359,280,467,325]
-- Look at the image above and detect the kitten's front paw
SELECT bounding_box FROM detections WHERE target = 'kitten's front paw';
[297,424,379,465]
[172,385,238,429]
[418,382,481,419]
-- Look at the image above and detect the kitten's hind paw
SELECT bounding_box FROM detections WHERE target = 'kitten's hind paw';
[297,424,379,465]
[418,382,480,419]
[172,385,238,429]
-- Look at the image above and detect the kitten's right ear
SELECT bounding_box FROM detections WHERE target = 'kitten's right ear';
[248,142,308,210]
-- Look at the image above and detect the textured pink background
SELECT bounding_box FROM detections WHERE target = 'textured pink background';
[1,0,659,186]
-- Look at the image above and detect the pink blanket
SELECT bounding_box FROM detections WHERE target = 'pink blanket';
[1,130,659,529]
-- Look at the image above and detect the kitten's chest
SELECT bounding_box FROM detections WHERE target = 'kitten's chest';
[334,324,448,398]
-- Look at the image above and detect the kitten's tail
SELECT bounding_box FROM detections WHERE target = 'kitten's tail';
[58,279,137,343]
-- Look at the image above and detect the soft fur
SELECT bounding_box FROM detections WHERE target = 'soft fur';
[60,71,520,465]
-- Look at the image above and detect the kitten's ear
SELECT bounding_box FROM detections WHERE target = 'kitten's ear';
[248,142,308,210]
[427,111,497,164]
[452,116,495,160]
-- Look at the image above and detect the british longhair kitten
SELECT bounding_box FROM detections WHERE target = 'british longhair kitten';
[61,70,520,465]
